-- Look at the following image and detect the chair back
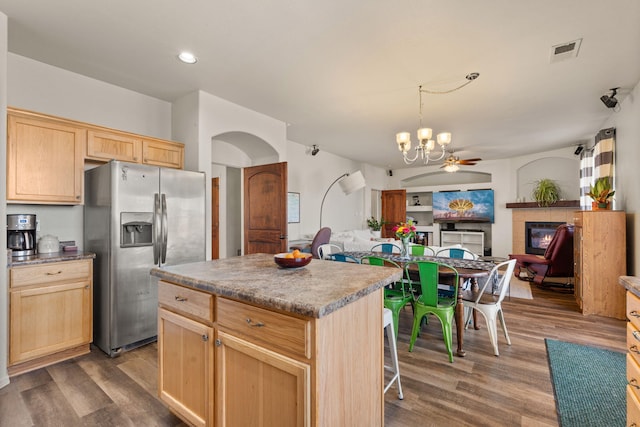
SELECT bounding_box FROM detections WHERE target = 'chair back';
[317,243,343,260]
[310,227,332,258]
[472,259,517,304]
[407,261,459,307]
[361,255,401,269]
[331,253,360,263]
[435,247,478,260]
[371,242,401,254]
[410,245,435,256]
[543,224,574,276]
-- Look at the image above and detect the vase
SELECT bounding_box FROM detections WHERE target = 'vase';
[371,230,381,238]
[400,236,410,259]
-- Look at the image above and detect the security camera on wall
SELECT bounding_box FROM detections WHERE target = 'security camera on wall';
[311,145,320,156]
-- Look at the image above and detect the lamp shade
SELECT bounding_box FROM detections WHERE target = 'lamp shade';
[338,170,366,195]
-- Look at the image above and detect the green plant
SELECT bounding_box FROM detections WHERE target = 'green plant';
[532,178,561,207]
[587,177,615,204]
[367,217,384,231]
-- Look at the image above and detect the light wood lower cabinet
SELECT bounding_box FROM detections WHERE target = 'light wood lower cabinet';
[157,279,384,427]
[626,291,640,424]
[158,308,213,427]
[8,259,93,376]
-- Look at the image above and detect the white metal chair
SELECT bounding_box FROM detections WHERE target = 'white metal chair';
[462,259,517,356]
[371,242,402,254]
[435,247,479,260]
[317,243,343,259]
[383,307,403,399]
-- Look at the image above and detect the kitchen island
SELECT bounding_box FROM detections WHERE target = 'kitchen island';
[150,253,402,427]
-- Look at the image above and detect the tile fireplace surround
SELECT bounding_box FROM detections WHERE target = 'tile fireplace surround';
[509,202,578,255]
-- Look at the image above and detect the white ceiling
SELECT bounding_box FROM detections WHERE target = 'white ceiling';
[1,0,639,170]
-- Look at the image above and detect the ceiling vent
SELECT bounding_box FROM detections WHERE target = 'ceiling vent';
[550,39,582,63]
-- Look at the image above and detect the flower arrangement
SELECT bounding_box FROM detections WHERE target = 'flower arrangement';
[366,217,385,231]
[393,220,416,240]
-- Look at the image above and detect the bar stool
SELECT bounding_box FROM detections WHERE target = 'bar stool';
[383,308,403,399]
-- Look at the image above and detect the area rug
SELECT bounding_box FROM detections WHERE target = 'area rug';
[509,277,533,299]
[545,338,626,427]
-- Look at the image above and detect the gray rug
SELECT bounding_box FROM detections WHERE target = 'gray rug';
[545,338,626,427]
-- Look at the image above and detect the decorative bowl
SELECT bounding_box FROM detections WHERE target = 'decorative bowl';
[274,253,312,268]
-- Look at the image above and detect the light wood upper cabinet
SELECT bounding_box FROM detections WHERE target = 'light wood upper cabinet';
[86,129,142,163]
[7,109,85,204]
[142,137,184,169]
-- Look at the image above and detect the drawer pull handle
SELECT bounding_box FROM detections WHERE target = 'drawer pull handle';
[46,270,63,275]
[631,345,640,354]
[174,296,187,302]
[246,318,265,327]
[630,378,640,389]
[633,331,640,342]
[631,310,640,318]
[202,334,209,342]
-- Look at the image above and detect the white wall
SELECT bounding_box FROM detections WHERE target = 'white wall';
[604,80,640,275]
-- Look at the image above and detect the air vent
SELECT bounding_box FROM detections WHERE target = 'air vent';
[550,38,582,63]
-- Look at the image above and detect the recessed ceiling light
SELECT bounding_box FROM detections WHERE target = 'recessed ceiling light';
[178,52,197,64]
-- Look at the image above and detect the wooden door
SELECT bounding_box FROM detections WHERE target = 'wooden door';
[215,331,309,427]
[381,189,407,238]
[244,162,288,254]
[158,308,213,427]
[211,178,220,259]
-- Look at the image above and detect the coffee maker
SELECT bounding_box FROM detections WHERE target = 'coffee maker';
[7,214,37,257]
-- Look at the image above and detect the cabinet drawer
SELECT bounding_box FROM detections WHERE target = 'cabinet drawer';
[10,260,91,288]
[628,292,640,330]
[628,323,640,366]
[217,298,311,359]
[629,386,640,426]
[158,281,213,323]
[628,355,640,401]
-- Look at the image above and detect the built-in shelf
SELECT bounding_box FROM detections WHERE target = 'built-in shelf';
[406,205,433,212]
[506,200,580,209]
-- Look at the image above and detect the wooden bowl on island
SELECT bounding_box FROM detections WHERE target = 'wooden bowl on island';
[274,252,312,268]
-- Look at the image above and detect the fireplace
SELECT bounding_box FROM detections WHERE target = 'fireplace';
[525,222,564,255]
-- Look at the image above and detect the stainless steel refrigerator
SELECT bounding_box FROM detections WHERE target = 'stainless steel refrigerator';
[84,160,205,357]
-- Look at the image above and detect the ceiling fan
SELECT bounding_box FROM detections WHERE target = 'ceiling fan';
[440,152,482,172]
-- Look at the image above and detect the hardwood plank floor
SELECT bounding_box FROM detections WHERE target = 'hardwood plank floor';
[0,284,626,426]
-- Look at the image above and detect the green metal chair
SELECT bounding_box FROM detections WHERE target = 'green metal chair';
[407,260,459,362]
[361,256,412,339]
[410,244,435,256]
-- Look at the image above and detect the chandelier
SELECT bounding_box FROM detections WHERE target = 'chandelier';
[396,73,479,165]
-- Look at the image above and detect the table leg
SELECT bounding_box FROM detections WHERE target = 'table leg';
[455,277,466,357]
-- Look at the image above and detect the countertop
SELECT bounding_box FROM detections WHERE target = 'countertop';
[150,253,403,318]
[9,251,96,267]
[620,276,640,298]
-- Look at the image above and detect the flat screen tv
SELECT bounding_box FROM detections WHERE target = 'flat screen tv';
[432,189,494,223]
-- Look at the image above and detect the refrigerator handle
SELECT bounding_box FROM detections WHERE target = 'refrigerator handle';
[161,193,168,264]
[153,193,161,265]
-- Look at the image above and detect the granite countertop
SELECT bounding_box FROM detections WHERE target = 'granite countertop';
[620,276,640,298]
[150,253,403,318]
[9,251,96,267]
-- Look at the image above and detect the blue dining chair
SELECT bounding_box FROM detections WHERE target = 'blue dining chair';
[371,242,401,254]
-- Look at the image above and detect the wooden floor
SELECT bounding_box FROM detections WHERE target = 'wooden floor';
[0,284,627,427]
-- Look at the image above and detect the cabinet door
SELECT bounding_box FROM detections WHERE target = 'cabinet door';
[10,280,92,365]
[216,331,310,427]
[381,190,407,238]
[573,225,583,309]
[142,138,184,169]
[7,113,85,204]
[158,308,213,427]
[86,129,142,163]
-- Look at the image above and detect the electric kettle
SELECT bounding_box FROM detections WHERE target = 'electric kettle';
[38,235,60,254]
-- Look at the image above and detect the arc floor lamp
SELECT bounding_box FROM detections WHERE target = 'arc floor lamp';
[319,170,366,228]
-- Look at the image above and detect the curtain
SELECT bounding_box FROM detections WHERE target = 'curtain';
[580,127,615,210]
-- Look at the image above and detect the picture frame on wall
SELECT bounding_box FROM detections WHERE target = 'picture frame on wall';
[288,192,300,223]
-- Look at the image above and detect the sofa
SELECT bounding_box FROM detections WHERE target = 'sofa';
[330,229,399,252]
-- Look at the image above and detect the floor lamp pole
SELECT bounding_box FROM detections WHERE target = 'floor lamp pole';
[319,173,348,229]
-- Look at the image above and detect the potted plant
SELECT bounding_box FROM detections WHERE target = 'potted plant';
[532,178,561,207]
[587,177,615,210]
[367,217,384,237]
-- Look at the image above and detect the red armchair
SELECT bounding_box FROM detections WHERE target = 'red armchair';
[508,224,574,286]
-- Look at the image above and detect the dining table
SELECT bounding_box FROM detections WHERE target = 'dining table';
[334,250,497,357]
